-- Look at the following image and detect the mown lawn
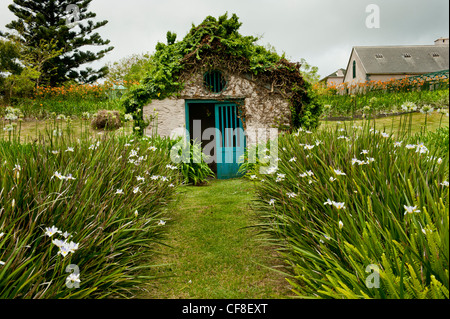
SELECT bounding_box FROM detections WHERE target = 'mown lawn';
[138,178,293,299]
[321,111,449,135]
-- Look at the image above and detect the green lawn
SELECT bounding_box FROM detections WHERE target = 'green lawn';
[138,178,293,299]
[321,111,449,135]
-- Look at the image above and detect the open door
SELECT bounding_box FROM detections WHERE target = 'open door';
[215,103,245,179]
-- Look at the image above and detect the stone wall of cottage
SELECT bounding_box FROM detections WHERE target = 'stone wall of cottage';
[142,70,291,145]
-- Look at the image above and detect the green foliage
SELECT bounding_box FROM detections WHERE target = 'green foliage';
[319,88,449,117]
[246,118,449,299]
[0,122,180,298]
[2,0,113,85]
[178,142,215,186]
[122,13,321,135]
[106,53,153,84]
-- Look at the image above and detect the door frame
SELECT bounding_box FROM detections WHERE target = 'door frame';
[184,99,246,179]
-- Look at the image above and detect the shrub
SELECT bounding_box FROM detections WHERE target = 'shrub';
[0,125,181,298]
[91,110,122,130]
[247,120,449,299]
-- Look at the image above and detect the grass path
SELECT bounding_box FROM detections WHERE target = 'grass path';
[139,179,293,299]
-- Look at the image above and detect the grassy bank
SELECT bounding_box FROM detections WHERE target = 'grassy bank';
[139,179,293,299]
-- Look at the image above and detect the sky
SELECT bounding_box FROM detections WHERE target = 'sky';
[0,0,449,79]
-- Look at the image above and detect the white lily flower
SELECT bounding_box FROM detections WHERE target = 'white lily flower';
[404,205,421,215]
[332,201,346,209]
[334,169,346,176]
[45,226,61,237]
[133,186,141,194]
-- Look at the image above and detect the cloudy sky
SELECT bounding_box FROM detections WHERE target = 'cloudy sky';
[1,0,448,79]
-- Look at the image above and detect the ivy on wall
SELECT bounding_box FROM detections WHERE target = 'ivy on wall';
[122,13,322,135]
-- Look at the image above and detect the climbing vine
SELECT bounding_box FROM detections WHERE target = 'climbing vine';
[122,13,322,135]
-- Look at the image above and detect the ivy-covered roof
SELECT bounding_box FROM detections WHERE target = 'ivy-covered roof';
[123,13,322,132]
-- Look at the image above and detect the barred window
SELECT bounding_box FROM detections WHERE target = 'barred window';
[204,70,226,93]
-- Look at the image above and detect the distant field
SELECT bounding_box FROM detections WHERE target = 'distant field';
[321,111,449,135]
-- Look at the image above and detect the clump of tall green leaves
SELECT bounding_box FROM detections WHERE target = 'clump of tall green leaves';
[247,121,449,299]
[0,122,181,298]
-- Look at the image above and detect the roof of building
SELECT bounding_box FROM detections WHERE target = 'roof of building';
[353,45,449,75]
[320,68,346,82]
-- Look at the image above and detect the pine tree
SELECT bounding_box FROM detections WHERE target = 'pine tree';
[2,0,114,85]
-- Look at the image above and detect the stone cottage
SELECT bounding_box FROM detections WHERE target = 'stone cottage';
[142,66,293,178]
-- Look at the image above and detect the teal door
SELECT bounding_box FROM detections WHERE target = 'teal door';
[215,103,245,179]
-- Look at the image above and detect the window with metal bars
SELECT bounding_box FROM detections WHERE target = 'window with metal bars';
[204,70,226,93]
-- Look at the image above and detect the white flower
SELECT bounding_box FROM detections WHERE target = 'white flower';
[148,146,157,151]
[0,261,6,266]
[437,158,443,164]
[366,157,375,163]
[299,173,308,178]
[401,101,417,112]
[65,241,79,253]
[157,220,166,226]
[268,199,276,206]
[250,175,258,180]
[115,189,124,195]
[286,192,297,198]
[304,144,315,150]
[315,140,323,146]
[45,226,61,237]
[415,143,429,154]
[65,174,76,181]
[136,176,145,182]
[134,210,139,217]
[338,220,344,230]
[169,183,175,188]
[52,171,65,180]
[420,105,434,114]
[332,201,346,210]
[381,132,390,138]
[65,147,74,152]
[329,177,337,182]
[160,176,169,182]
[440,181,449,187]
[66,273,81,285]
[133,186,141,194]
[151,175,160,180]
[404,205,421,215]
[52,239,66,248]
[62,231,71,239]
[129,150,138,158]
[289,157,297,162]
[51,150,60,154]
[324,198,333,206]
[334,169,346,176]
[360,150,369,155]
[306,170,314,176]
[394,141,402,147]
[275,173,285,182]
[124,143,131,147]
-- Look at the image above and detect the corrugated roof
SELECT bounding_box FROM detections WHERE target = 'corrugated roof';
[354,45,449,74]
